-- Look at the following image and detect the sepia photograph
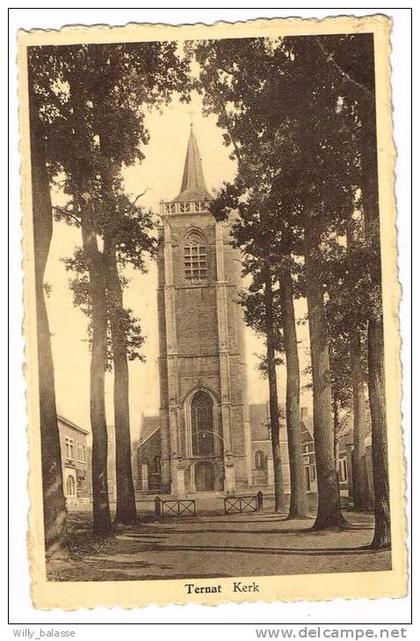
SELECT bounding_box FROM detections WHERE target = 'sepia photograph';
[18,15,406,608]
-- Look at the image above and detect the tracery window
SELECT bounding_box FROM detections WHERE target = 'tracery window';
[191,390,214,456]
[184,231,207,282]
[255,450,266,470]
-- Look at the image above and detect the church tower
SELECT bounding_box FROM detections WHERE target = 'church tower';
[157,125,252,496]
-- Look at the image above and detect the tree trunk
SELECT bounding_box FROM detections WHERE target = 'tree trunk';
[264,269,285,512]
[368,317,391,547]
[80,218,112,535]
[361,96,391,548]
[279,268,308,518]
[96,98,137,525]
[350,329,371,511]
[28,62,67,558]
[69,74,112,535]
[104,247,137,524]
[304,216,346,529]
[332,391,341,488]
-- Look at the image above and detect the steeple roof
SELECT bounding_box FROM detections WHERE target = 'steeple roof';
[172,125,212,203]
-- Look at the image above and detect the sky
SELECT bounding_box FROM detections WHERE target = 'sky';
[45,91,312,443]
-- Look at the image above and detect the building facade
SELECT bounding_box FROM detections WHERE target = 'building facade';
[157,125,252,496]
[136,400,372,506]
[137,404,316,496]
[57,415,91,507]
[249,403,318,493]
[137,416,161,492]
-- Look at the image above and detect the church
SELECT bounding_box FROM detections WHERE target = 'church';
[135,126,355,504]
[140,125,253,497]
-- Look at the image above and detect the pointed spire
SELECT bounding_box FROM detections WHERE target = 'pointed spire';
[172,125,212,203]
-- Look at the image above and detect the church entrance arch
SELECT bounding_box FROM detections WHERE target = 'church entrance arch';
[195,461,215,492]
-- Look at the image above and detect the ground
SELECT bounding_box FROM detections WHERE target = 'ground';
[47,497,392,582]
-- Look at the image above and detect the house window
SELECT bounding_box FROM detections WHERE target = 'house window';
[78,443,86,463]
[65,437,74,460]
[77,475,85,496]
[153,455,161,475]
[66,474,76,497]
[339,458,348,482]
[184,231,207,283]
[255,450,265,470]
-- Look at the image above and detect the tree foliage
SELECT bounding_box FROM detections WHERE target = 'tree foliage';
[192,34,385,532]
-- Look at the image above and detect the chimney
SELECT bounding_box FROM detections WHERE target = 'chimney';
[301,407,308,420]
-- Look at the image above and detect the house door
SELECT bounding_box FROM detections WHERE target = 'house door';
[195,461,215,491]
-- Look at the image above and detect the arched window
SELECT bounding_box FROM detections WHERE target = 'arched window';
[66,474,76,497]
[255,450,266,470]
[191,390,214,456]
[184,231,207,282]
[153,455,161,475]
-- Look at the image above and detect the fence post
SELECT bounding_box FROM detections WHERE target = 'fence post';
[256,491,263,512]
[154,495,161,517]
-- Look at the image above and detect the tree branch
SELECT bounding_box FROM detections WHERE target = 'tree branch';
[315,37,373,98]
[53,205,81,226]
[132,187,149,205]
[220,103,243,165]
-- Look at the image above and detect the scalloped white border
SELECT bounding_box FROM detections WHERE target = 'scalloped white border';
[15,12,407,612]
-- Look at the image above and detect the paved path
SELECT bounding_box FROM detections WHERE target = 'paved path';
[49,510,392,582]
